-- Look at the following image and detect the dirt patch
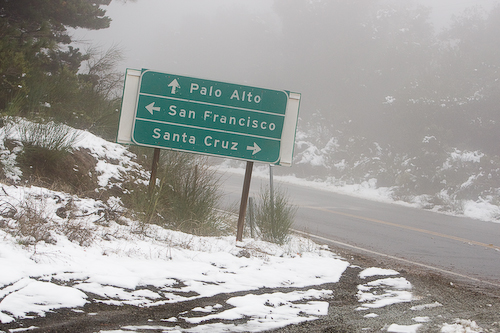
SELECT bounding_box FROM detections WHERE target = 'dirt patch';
[264,244,500,333]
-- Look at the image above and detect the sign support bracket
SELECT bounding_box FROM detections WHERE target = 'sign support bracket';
[236,161,254,242]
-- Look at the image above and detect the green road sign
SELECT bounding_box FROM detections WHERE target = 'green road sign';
[118,69,301,166]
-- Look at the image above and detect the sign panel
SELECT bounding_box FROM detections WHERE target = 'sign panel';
[118,69,300,166]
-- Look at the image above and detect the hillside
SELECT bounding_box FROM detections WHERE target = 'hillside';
[1,118,498,333]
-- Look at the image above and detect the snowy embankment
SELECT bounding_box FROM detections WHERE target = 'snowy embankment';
[0,124,489,332]
[0,185,345,330]
[285,130,500,224]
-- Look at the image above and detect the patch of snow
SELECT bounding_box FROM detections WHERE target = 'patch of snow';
[462,199,500,221]
[413,316,431,323]
[422,136,436,143]
[387,323,422,333]
[366,277,412,290]
[449,149,483,163]
[357,276,413,309]
[364,313,379,318]
[191,304,222,313]
[294,141,327,167]
[359,267,400,279]
[0,279,87,319]
[182,290,330,325]
[384,96,396,104]
[73,130,148,188]
[440,319,485,333]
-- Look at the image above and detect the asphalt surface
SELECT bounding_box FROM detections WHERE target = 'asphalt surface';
[219,170,500,287]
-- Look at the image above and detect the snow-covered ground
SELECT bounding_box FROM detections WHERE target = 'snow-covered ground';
[0,185,486,332]
[287,129,500,224]
[0,185,345,331]
[0,124,492,332]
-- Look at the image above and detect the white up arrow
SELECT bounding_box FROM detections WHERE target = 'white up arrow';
[246,142,261,155]
[145,102,161,115]
[168,79,180,94]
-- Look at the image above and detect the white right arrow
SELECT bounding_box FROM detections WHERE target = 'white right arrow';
[246,142,261,155]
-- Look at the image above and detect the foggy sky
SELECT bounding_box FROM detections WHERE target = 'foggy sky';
[74,0,498,73]
[72,0,500,115]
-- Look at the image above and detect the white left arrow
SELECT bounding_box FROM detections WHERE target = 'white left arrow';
[168,79,180,94]
[145,102,161,115]
[246,142,261,155]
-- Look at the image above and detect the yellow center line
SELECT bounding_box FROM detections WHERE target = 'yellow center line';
[301,205,500,251]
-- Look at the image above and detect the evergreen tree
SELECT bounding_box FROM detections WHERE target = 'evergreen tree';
[0,0,111,112]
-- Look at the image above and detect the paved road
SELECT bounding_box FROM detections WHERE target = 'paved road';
[219,170,500,287]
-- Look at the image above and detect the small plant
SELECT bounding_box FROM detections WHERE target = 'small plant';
[57,199,96,246]
[4,191,97,248]
[17,120,80,151]
[62,219,95,247]
[123,150,227,236]
[159,152,224,235]
[3,93,25,116]
[15,197,55,247]
[16,121,80,178]
[8,120,100,193]
[254,186,297,245]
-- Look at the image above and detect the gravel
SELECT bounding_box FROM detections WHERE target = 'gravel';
[1,243,498,333]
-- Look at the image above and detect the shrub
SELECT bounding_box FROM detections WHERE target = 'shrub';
[0,191,96,249]
[125,150,227,236]
[17,120,80,152]
[160,152,225,235]
[13,121,98,193]
[17,121,80,176]
[15,197,55,247]
[254,186,297,245]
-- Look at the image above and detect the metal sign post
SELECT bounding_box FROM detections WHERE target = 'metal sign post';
[236,162,254,242]
[269,164,274,225]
